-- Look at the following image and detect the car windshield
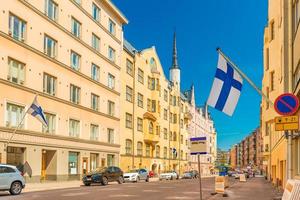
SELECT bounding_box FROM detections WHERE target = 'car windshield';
[92,167,107,173]
[128,169,139,173]
[184,171,190,174]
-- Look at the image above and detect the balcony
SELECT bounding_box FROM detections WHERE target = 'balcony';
[144,133,160,145]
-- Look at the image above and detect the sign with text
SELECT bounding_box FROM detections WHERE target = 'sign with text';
[275,116,299,131]
[190,137,207,155]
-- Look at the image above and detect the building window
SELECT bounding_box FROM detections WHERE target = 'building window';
[107,154,115,166]
[9,14,26,41]
[69,119,80,137]
[147,99,151,112]
[156,145,160,158]
[180,119,183,128]
[270,71,275,91]
[173,132,177,141]
[91,93,99,111]
[68,152,79,175]
[164,90,168,102]
[108,19,116,35]
[163,109,168,120]
[266,87,270,109]
[180,150,183,160]
[108,46,116,62]
[151,100,156,112]
[108,73,115,89]
[163,147,167,159]
[8,58,25,85]
[42,113,56,134]
[92,3,100,22]
[74,0,81,5]
[137,142,143,156]
[6,103,24,128]
[90,124,99,141]
[91,33,100,52]
[137,93,144,108]
[90,153,99,171]
[125,113,133,129]
[44,35,57,58]
[180,135,183,144]
[70,51,80,71]
[70,84,80,104]
[149,122,154,134]
[107,100,115,116]
[265,48,269,70]
[148,77,155,90]
[126,59,133,76]
[137,118,143,132]
[45,0,58,21]
[126,86,133,102]
[146,144,150,157]
[91,63,100,82]
[71,17,81,38]
[138,68,144,84]
[43,73,56,96]
[163,128,168,140]
[294,0,300,33]
[125,139,132,155]
[173,114,177,124]
[107,128,114,144]
[270,20,275,41]
[172,96,177,106]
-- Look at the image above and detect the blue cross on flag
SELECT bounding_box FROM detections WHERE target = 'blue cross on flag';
[207,54,243,116]
[27,96,48,127]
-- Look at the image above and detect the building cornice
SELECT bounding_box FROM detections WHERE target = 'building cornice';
[18,0,121,70]
[0,79,120,121]
[0,126,121,151]
[0,31,120,96]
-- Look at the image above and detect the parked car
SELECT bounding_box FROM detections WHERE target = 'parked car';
[82,166,124,186]
[182,171,193,179]
[190,170,199,178]
[123,168,149,182]
[0,164,26,195]
[159,171,179,180]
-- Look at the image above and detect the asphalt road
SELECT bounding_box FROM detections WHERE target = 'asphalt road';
[0,177,231,200]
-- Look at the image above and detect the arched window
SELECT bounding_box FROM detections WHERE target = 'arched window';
[149,57,157,71]
[125,139,132,155]
[149,122,154,134]
[137,142,143,156]
[156,145,160,158]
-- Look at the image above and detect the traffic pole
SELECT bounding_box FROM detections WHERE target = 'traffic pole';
[198,154,203,200]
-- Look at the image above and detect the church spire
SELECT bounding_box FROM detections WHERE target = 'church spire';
[171,31,179,69]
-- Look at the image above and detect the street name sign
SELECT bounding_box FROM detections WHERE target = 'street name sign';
[275,116,299,131]
[190,137,207,155]
[274,93,299,116]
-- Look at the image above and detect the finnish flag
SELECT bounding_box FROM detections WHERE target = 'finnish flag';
[27,96,48,127]
[207,54,243,116]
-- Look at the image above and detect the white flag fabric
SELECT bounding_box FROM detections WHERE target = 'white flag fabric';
[207,54,243,116]
[27,96,48,127]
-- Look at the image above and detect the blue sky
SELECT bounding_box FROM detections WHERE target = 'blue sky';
[113,0,268,150]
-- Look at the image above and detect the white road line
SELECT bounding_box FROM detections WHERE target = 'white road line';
[109,194,138,198]
[61,192,90,197]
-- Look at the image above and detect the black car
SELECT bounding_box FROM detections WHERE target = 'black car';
[82,166,124,186]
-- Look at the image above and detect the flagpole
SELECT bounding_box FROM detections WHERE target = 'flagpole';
[4,94,38,151]
[216,48,274,106]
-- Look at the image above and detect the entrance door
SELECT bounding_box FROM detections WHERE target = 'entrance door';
[82,157,88,175]
[41,151,47,180]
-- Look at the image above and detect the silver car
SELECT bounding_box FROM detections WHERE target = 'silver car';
[0,164,26,195]
[123,168,149,182]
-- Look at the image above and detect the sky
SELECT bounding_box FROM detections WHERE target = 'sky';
[113,0,268,150]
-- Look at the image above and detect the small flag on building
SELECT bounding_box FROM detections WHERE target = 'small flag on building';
[207,53,243,116]
[27,96,48,127]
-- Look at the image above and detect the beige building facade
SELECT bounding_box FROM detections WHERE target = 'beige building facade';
[262,0,300,189]
[119,34,191,175]
[0,0,127,182]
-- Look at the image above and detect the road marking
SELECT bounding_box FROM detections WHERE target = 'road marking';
[182,192,200,194]
[165,196,197,200]
[143,189,159,192]
[109,194,138,198]
[61,192,90,197]
[160,186,175,189]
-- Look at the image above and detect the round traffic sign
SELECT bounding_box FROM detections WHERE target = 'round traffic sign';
[274,93,299,116]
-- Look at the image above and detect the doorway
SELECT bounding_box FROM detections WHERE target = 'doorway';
[41,150,57,181]
[82,157,88,175]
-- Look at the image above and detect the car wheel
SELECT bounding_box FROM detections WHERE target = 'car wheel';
[145,176,149,182]
[84,182,91,186]
[136,176,140,183]
[101,177,108,186]
[170,176,174,180]
[9,181,22,195]
[118,176,124,184]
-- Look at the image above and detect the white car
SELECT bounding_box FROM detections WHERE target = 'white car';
[159,171,179,181]
[123,169,149,182]
[0,164,26,195]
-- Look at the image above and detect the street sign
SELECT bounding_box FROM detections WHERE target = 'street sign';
[275,116,299,131]
[274,93,299,116]
[190,137,207,155]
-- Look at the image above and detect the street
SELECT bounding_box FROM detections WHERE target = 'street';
[0,177,226,200]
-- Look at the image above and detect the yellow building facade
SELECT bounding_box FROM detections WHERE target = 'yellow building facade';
[262,0,300,189]
[0,0,127,182]
[119,34,191,175]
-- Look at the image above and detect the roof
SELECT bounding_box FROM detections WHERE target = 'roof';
[104,0,128,24]
[124,39,136,55]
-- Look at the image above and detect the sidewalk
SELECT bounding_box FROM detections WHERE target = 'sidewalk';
[23,177,160,193]
[209,177,283,200]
